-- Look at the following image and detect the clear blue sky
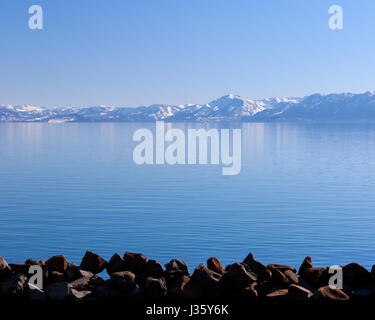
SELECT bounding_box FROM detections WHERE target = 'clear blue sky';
[0,0,374,107]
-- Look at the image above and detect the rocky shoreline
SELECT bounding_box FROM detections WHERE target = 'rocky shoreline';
[1,251,374,301]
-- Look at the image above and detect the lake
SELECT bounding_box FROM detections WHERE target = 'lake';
[1,122,375,271]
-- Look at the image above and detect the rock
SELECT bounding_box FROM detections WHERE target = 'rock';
[25,282,46,301]
[95,285,123,298]
[241,282,258,300]
[267,264,297,273]
[143,277,167,298]
[313,285,350,301]
[128,284,143,299]
[191,263,221,293]
[45,281,69,300]
[69,276,91,291]
[77,269,94,279]
[49,271,65,283]
[88,275,105,289]
[301,267,327,288]
[0,257,12,279]
[46,255,68,273]
[108,271,136,293]
[165,259,189,277]
[352,287,375,297]
[146,259,164,278]
[80,251,107,274]
[220,263,257,290]
[298,256,313,275]
[288,284,313,300]
[268,265,289,288]
[266,288,289,300]
[123,252,147,274]
[69,289,92,300]
[207,257,223,274]
[371,265,375,274]
[181,279,203,299]
[343,263,371,288]
[0,272,27,297]
[243,253,271,281]
[283,269,314,291]
[106,253,124,275]
[168,275,190,298]
[9,264,30,275]
[25,258,40,266]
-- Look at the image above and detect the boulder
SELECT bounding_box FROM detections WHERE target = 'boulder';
[283,269,314,291]
[265,288,289,300]
[168,275,190,298]
[69,276,92,291]
[95,285,124,298]
[181,279,203,299]
[25,282,46,301]
[106,253,125,275]
[343,263,371,288]
[298,256,313,275]
[123,252,147,274]
[301,267,327,288]
[9,264,30,275]
[267,264,297,273]
[241,282,258,300]
[45,281,69,300]
[191,263,221,294]
[268,265,289,288]
[165,259,190,277]
[288,284,313,300]
[220,263,257,291]
[46,255,68,273]
[0,257,12,279]
[143,277,167,298]
[207,257,223,274]
[80,251,107,274]
[243,253,271,281]
[0,272,27,297]
[49,271,65,283]
[108,271,136,293]
[146,259,164,278]
[25,258,40,266]
[313,285,350,301]
[69,288,92,300]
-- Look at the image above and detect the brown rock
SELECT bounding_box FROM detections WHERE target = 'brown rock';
[143,277,167,298]
[220,263,257,290]
[168,275,190,298]
[49,271,65,283]
[267,264,297,273]
[45,281,69,300]
[25,258,40,266]
[269,265,290,288]
[243,253,271,281]
[0,272,27,297]
[146,259,164,277]
[108,271,136,293]
[284,269,314,291]
[0,257,12,279]
[343,263,370,288]
[46,255,68,273]
[313,285,350,301]
[266,288,289,300]
[298,256,313,275]
[9,264,30,275]
[123,252,147,274]
[106,253,124,275]
[165,259,189,276]
[191,263,221,293]
[207,257,223,274]
[302,267,326,288]
[181,279,203,299]
[80,251,107,274]
[241,282,258,300]
[288,284,313,300]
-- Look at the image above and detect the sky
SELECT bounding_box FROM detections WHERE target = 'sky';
[0,0,374,107]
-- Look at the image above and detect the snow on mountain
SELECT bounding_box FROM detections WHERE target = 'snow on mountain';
[1,91,375,122]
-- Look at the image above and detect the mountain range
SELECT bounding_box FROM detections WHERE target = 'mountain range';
[1,91,375,122]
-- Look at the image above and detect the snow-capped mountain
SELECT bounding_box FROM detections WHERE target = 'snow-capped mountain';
[1,91,375,122]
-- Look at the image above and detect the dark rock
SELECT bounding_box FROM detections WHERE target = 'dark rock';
[298,256,313,275]
[0,256,12,279]
[343,263,371,288]
[220,263,257,290]
[191,263,221,294]
[80,251,107,274]
[45,281,69,300]
[352,287,375,297]
[302,267,327,288]
[243,253,271,281]
[165,259,189,277]
[25,282,46,301]
[266,288,289,300]
[288,284,313,300]
[49,271,65,283]
[0,272,27,297]
[241,282,258,300]
[313,285,350,301]
[168,275,190,298]
[77,269,94,279]
[128,284,143,298]
[95,285,124,298]
[143,277,167,298]
[88,275,105,289]
[69,288,92,300]
[9,264,30,275]
[25,258,40,266]
[69,276,91,291]
[267,264,297,273]
[283,269,314,291]
[123,252,147,274]
[108,271,136,293]
[46,255,68,273]
[181,279,203,299]
[207,257,223,274]
[146,259,164,277]
[268,265,289,288]
[106,253,124,275]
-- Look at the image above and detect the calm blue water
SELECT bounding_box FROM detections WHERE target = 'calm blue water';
[1,122,375,271]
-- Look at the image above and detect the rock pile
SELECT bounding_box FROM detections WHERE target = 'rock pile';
[0,252,374,301]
